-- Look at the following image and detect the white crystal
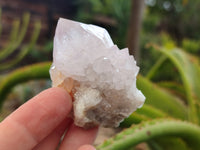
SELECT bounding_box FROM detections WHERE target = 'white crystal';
[50,18,145,128]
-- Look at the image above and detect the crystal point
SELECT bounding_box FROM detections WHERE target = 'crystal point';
[50,18,145,128]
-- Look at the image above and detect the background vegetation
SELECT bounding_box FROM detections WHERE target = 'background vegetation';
[1,0,200,149]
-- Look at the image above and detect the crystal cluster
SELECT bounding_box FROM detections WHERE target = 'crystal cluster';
[50,18,145,128]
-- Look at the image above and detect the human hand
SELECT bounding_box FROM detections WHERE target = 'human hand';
[0,87,98,150]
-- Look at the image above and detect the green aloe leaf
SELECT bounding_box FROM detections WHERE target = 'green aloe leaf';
[146,55,167,80]
[137,76,188,120]
[152,137,190,150]
[97,119,200,150]
[136,104,167,118]
[120,112,149,127]
[0,62,51,108]
[0,21,41,71]
[0,13,30,61]
[157,81,186,101]
[154,46,200,124]
[0,19,20,60]
[120,104,167,127]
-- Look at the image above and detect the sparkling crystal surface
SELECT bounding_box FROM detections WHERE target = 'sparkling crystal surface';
[50,18,145,128]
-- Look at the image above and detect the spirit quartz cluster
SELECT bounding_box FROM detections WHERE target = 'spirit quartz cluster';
[50,18,145,128]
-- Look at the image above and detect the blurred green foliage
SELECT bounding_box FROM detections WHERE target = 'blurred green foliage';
[0,12,41,72]
[182,39,200,54]
[1,1,200,149]
[0,11,42,120]
[146,0,200,40]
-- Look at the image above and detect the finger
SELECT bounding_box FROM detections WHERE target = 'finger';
[59,123,98,150]
[78,145,96,150]
[33,117,72,150]
[0,87,72,150]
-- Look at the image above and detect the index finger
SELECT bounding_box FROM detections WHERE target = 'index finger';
[0,87,72,150]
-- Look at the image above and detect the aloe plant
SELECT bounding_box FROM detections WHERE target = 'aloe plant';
[97,119,200,150]
[0,62,51,108]
[147,45,200,124]
[0,12,41,72]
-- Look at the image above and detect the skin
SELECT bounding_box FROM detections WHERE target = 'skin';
[0,87,98,150]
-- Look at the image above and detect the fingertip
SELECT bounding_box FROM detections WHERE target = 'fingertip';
[78,145,96,150]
